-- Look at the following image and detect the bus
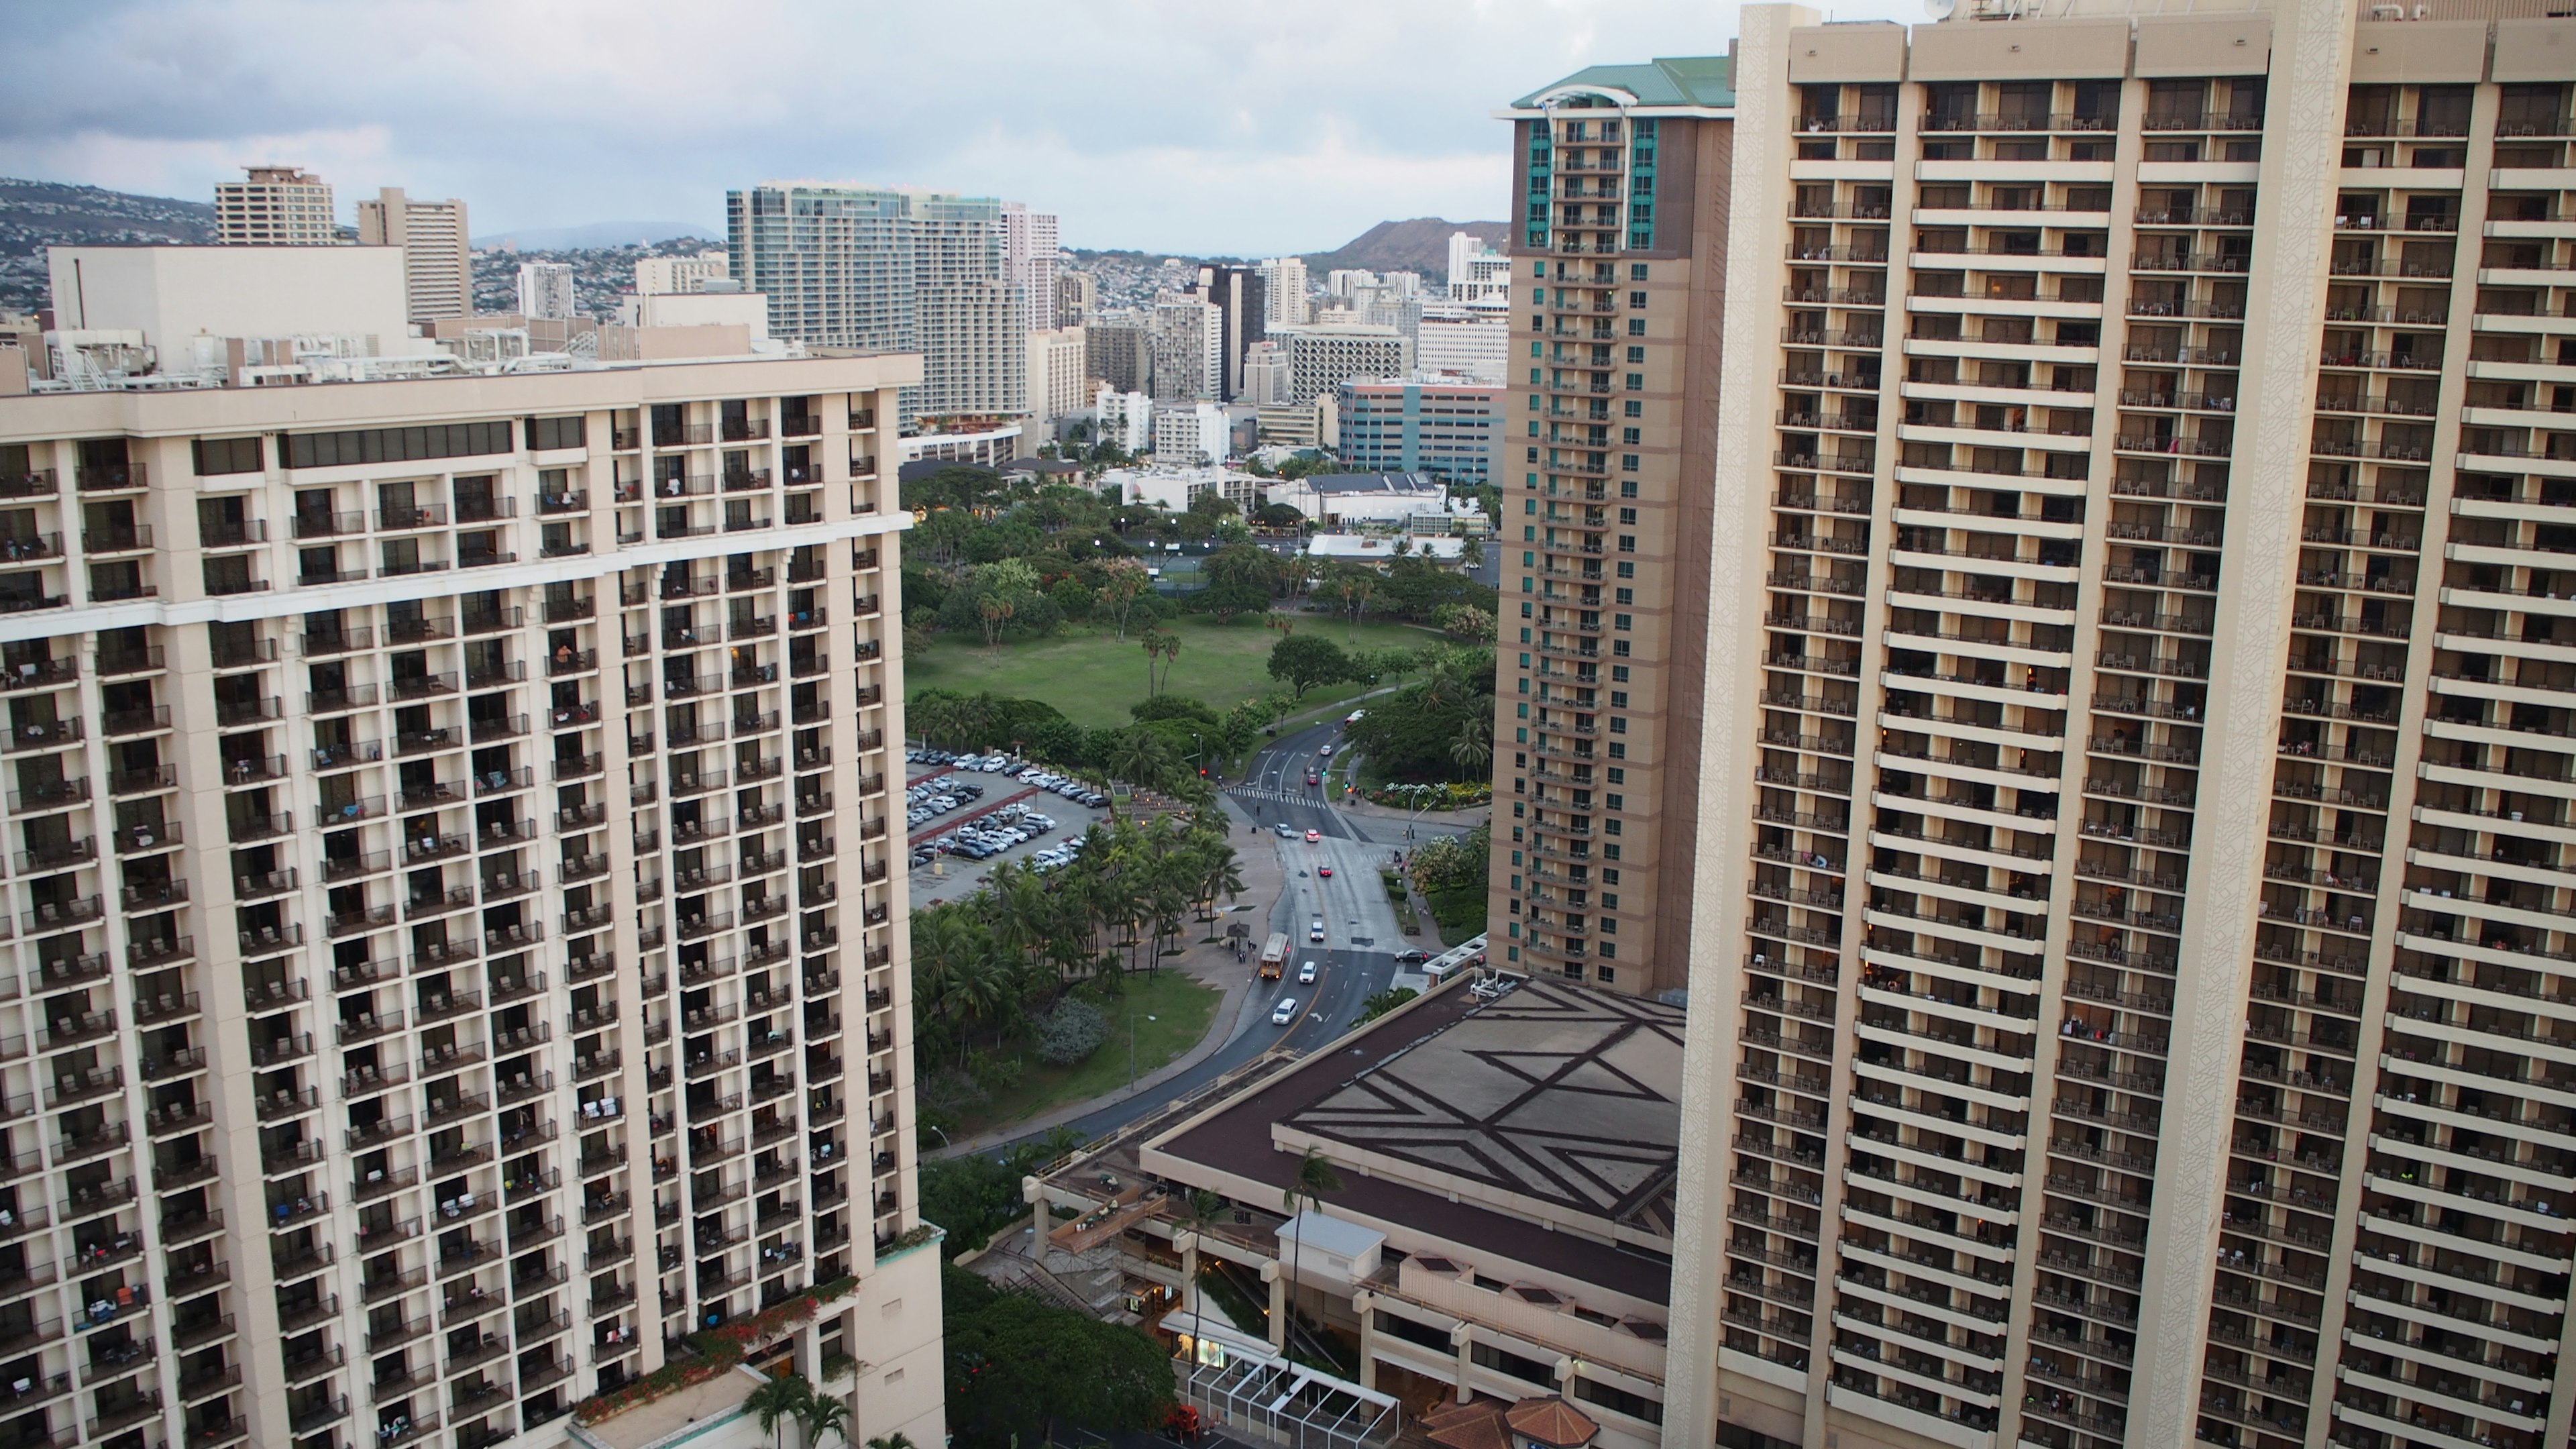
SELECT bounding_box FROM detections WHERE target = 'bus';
[1258,932,1291,980]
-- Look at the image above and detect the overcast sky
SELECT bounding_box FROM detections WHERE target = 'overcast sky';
[2,0,1919,257]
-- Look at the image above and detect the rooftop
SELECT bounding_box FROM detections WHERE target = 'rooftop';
[1141,977,1681,1304]
[1508,54,1736,113]
[1300,472,1446,496]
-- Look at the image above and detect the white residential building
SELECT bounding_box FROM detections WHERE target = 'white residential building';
[633,251,729,296]
[1093,385,1153,455]
[517,261,578,321]
[1024,325,1088,431]
[1152,400,1231,466]
[213,166,339,246]
[1446,231,1512,304]
[354,187,472,323]
[1257,257,1310,328]
[1000,202,1060,335]
[1,242,943,1449]
[1242,341,1293,407]
[1148,294,1222,402]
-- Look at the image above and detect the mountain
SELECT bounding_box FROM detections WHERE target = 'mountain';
[0,177,219,315]
[471,221,721,251]
[1303,217,1508,278]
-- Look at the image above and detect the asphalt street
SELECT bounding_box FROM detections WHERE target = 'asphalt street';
[969,716,1473,1160]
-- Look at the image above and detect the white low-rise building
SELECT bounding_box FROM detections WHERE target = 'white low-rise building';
[1101,463,1260,514]
[1152,400,1230,466]
[1264,470,1450,527]
[1094,384,1153,454]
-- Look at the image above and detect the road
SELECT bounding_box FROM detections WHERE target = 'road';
[966,716,1474,1161]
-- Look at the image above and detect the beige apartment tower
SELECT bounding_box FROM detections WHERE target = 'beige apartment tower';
[1488,57,1736,998]
[215,167,341,247]
[357,189,474,325]
[1654,6,2576,1449]
[0,339,942,1448]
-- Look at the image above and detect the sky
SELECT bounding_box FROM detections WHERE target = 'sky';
[0,0,1917,258]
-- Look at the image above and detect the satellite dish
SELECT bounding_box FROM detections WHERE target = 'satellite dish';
[1927,0,1957,16]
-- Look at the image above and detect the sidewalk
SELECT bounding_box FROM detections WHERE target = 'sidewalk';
[928,792,1286,1161]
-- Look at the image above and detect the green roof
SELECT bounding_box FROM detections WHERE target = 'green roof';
[1509,53,1735,111]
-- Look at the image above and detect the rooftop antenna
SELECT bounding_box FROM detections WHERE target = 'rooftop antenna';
[1927,0,1959,17]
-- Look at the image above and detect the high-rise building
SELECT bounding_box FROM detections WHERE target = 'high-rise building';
[1242,341,1292,408]
[1487,52,1736,1002]
[1000,203,1060,336]
[215,166,341,246]
[634,252,730,297]
[1415,303,1510,384]
[356,188,472,324]
[725,184,1025,423]
[1258,257,1310,328]
[0,247,942,1449]
[1276,323,1411,409]
[1055,272,1097,329]
[517,262,578,322]
[1148,294,1222,402]
[1024,325,1088,433]
[1085,309,1152,394]
[1193,264,1268,402]
[1336,377,1500,485]
[1448,231,1513,305]
[1591,8,2576,1449]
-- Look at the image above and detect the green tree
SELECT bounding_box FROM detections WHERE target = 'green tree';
[1449,713,1494,777]
[1099,559,1151,640]
[1281,1146,1345,1356]
[943,1265,1174,1447]
[744,1373,813,1449]
[1181,1189,1226,1364]
[1267,635,1352,699]
[800,1395,852,1449]
[1358,986,1419,1022]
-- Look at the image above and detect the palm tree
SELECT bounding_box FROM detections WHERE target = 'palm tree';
[1182,1188,1225,1368]
[1109,730,1173,800]
[1449,715,1493,779]
[799,1393,853,1449]
[745,1373,812,1449]
[865,1436,916,1449]
[1281,1146,1344,1358]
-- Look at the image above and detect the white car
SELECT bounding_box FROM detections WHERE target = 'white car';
[1309,917,1325,943]
[1318,744,1334,757]
[1298,961,1318,984]
[1271,998,1301,1025]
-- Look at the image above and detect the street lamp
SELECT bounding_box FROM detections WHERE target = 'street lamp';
[1128,1015,1159,1087]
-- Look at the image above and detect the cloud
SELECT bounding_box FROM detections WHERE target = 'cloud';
[0,0,1917,255]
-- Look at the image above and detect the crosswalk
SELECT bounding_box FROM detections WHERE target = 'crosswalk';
[1226,784,1335,805]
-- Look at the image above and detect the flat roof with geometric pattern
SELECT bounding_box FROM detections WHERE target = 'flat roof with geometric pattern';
[1279,978,1683,1244]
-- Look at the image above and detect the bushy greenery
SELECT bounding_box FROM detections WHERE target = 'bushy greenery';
[1032,996,1111,1066]
[944,1264,1174,1447]
[1343,646,1496,782]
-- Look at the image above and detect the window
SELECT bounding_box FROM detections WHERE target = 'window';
[1574,1377,1664,1426]
[1621,455,1639,472]
[1627,319,1646,336]
[1623,400,1642,418]
[1613,639,1631,657]
[1596,964,1616,982]
[1615,562,1633,578]
[1622,429,1641,446]
[1626,373,1644,390]
[1627,346,1645,363]
[287,421,512,470]
[1630,264,1649,281]
[1472,1342,1555,1387]
[1611,665,1629,683]
[1630,291,1648,308]
[193,436,263,476]
[1614,613,1631,630]
[1606,767,1624,784]
[525,415,587,451]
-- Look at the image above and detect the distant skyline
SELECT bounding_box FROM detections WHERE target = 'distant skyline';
[1,0,1915,258]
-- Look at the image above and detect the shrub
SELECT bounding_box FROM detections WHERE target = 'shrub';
[920,1067,991,1117]
[1034,997,1111,1066]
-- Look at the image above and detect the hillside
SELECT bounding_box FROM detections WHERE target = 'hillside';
[1303,217,1508,277]
[0,177,218,315]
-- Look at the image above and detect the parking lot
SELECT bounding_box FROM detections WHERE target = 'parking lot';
[903,750,1116,905]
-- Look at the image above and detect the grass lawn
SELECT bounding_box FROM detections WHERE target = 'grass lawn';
[907,614,1438,731]
[954,970,1222,1132]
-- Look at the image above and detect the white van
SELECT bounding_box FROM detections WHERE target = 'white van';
[1272,998,1301,1025]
